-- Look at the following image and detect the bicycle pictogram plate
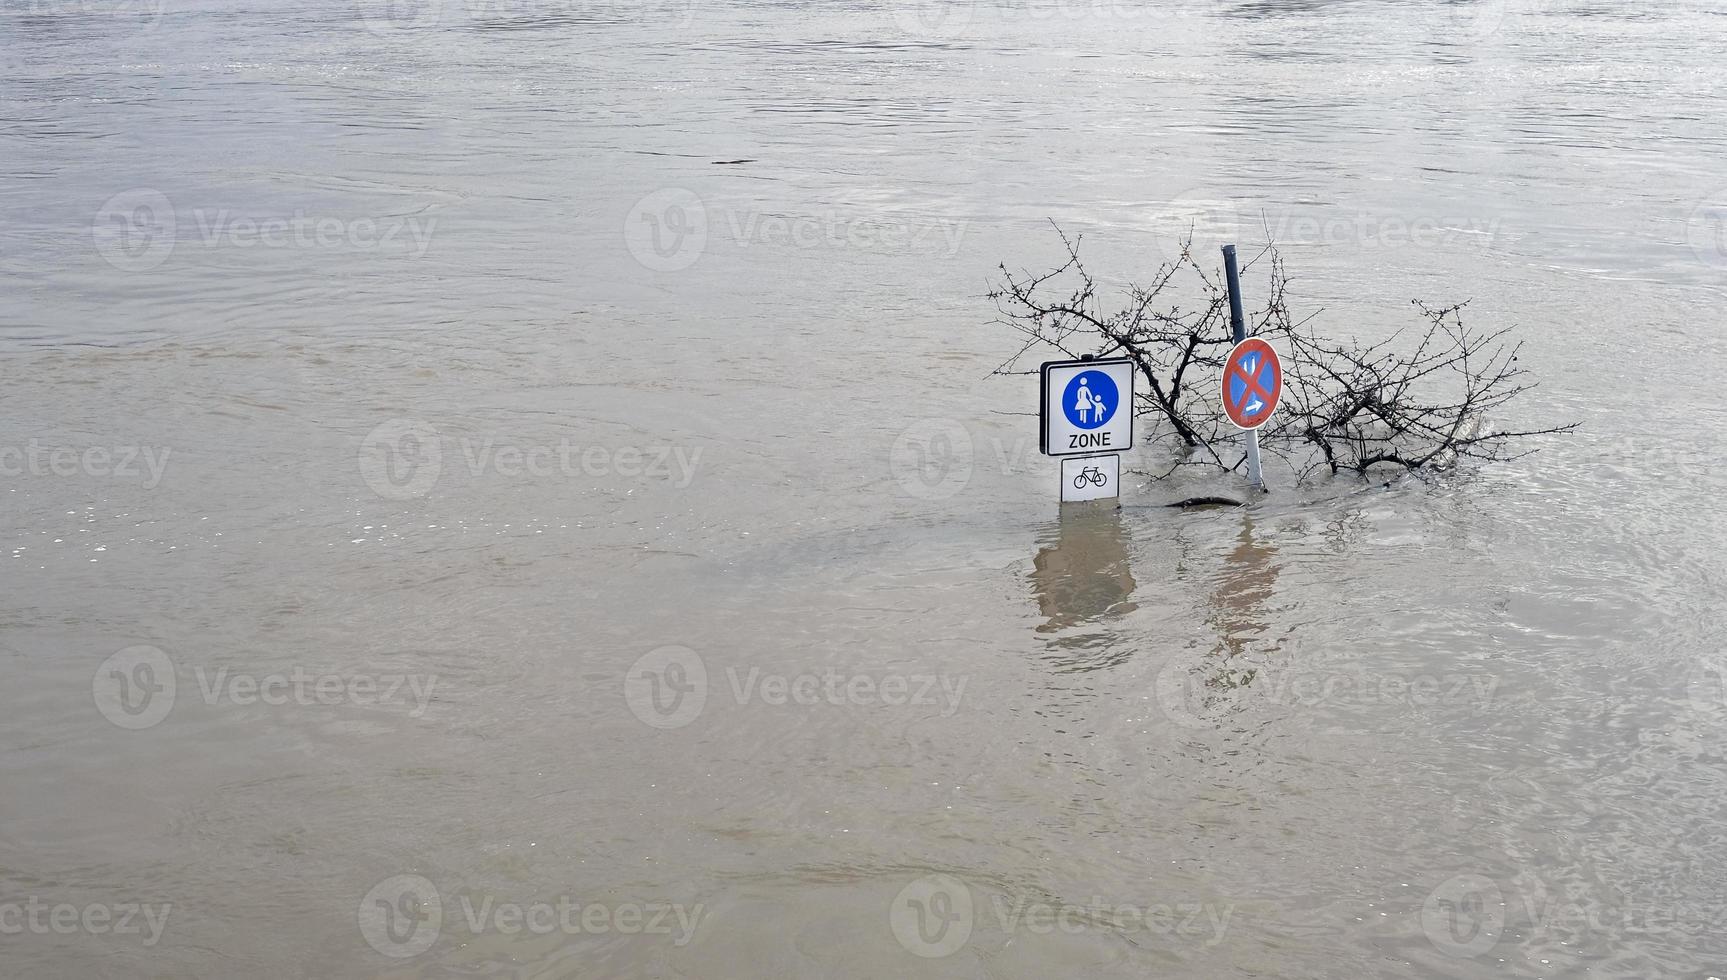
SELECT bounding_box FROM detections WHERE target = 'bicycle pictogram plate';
[1060,454,1119,503]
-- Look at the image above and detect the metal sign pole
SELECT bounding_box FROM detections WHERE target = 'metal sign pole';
[1221,245,1264,490]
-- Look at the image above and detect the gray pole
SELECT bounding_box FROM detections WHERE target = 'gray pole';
[1221,245,1264,490]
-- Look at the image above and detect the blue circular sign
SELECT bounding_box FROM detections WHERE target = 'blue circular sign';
[1061,371,1119,430]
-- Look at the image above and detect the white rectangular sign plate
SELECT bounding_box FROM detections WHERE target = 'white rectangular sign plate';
[1060,454,1120,503]
[1041,357,1134,457]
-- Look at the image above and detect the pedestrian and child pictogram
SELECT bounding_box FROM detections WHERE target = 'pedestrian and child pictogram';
[1061,370,1118,429]
[1221,337,1283,430]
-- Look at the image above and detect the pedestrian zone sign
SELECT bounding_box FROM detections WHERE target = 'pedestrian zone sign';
[1041,357,1134,457]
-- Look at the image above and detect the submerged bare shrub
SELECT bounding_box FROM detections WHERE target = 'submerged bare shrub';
[990,226,1575,482]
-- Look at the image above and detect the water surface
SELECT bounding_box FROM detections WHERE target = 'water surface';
[2,0,1726,977]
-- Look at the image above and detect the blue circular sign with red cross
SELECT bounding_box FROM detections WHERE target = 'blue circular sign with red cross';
[1222,338,1282,430]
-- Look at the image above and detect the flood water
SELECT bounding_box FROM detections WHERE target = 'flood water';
[3,0,1726,976]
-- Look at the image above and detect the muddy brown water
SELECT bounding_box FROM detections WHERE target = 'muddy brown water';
[3,0,1726,977]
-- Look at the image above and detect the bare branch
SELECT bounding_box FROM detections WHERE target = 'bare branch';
[992,227,1575,483]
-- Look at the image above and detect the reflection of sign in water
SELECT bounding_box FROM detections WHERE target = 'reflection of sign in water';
[1208,516,1280,660]
[1222,338,1282,430]
[1030,507,1137,634]
[1041,357,1134,457]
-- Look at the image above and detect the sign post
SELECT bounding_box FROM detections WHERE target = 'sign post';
[1040,355,1134,503]
[1221,245,1281,491]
